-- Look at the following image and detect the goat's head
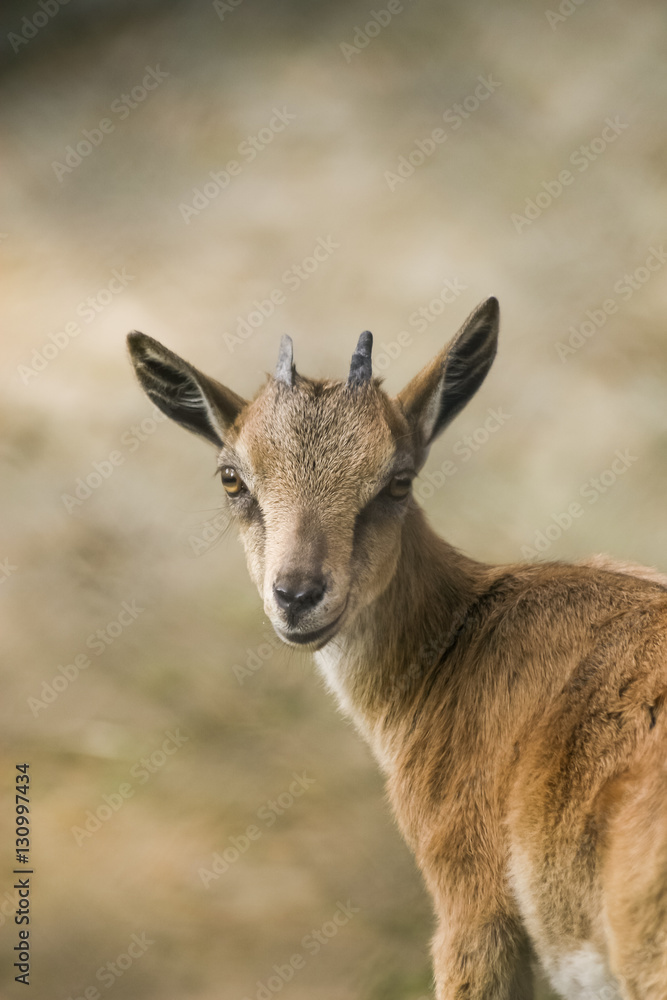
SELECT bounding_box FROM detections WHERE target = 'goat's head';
[127,297,499,649]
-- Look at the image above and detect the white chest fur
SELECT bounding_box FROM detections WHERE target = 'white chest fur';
[544,944,619,1000]
[313,644,398,773]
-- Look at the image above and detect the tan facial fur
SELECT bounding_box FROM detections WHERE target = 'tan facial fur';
[219,375,414,647]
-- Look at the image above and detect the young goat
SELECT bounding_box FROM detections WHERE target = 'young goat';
[128,298,667,1000]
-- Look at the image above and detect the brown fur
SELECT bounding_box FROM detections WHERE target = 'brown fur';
[127,300,667,999]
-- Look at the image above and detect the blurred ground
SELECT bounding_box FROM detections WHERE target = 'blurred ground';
[1,0,666,997]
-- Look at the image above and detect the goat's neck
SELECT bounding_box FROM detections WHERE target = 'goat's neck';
[314,505,487,763]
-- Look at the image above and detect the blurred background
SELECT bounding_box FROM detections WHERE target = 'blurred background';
[1,0,666,996]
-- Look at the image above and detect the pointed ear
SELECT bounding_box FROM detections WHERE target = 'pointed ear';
[397,297,499,450]
[126,332,247,448]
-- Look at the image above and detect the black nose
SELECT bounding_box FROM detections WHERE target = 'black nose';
[273,575,326,615]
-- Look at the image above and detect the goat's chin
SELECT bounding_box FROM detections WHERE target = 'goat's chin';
[271,602,348,651]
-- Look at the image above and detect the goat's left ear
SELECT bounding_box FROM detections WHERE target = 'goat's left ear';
[127,332,247,448]
[397,297,499,450]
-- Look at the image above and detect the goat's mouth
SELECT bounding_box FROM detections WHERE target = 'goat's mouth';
[276,603,347,650]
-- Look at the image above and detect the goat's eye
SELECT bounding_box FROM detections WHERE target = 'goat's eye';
[220,467,246,496]
[387,475,412,499]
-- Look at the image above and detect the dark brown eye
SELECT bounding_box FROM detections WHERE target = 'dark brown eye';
[220,467,246,496]
[387,475,412,499]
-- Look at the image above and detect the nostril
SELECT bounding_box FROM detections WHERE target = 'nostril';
[273,583,294,611]
[295,579,326,608]
[273,576,327,614]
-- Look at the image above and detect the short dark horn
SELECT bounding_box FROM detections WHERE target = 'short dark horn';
[275,334,295,386]
[347,331,373,386]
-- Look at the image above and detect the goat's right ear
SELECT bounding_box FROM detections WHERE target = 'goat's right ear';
[126,333,247,448]
[397,297,499,452]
